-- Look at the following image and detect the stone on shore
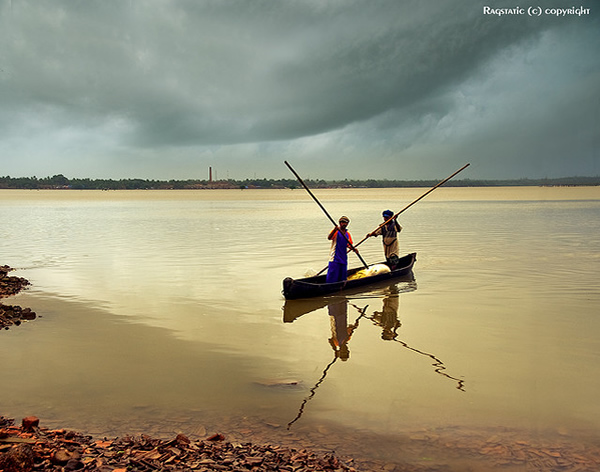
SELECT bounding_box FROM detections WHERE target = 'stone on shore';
[0,265,36,330]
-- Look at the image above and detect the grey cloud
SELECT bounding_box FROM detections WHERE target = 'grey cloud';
[1,0,598,179]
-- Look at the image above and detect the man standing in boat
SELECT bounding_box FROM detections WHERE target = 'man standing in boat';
[326,216,358,283]
[368,210,402,269]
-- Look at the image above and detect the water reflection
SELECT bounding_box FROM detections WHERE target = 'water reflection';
[368,285,402,341]
[285,281,465,428]
[327,299,362,361]
[287,302,369,428]
[282,274,416,323]
[366,285,465,392]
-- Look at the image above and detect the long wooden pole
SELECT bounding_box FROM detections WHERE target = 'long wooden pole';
[284,160,369,269]
[314,162,470,275]
[355,162,471,248]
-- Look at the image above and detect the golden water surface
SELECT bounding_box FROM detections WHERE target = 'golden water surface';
[1,186,599,470]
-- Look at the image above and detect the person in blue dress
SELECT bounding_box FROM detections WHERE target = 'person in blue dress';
[326,216,359,283]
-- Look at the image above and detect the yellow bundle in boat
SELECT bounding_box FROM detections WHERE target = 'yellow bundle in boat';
[347,263,391,280]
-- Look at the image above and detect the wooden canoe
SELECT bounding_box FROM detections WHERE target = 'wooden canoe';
[282,252,417,300]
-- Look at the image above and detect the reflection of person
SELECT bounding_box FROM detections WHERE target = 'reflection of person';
[372,287,401,341]
[327,300,358,361]
[326,216,358,283]
[368,210,402,268]
[287,299,364,429]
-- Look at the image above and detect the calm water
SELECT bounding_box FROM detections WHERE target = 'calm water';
[1,187,599,470]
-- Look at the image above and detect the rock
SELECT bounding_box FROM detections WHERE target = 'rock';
[0,265,35,331]
[21,308,36,320]
[51,447,73,464]
[255,379,304,389]
[21,416,39,431]
[64,458,85,471]
[0,444,35,472]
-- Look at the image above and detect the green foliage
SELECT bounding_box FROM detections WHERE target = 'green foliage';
[0,175,598,190]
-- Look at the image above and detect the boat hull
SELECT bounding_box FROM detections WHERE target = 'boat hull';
[283,252,417,300]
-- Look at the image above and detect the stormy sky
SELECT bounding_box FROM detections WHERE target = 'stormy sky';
[1,0,598,180]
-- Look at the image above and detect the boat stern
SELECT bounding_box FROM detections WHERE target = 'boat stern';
[282,277,295,299]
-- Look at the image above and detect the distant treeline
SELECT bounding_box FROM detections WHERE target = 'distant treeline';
[1,174,599,190]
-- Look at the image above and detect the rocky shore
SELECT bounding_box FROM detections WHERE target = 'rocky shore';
[0,416,356,472]
[0,265,36,330]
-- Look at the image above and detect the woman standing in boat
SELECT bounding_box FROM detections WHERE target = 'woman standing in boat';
[326,216,358,283]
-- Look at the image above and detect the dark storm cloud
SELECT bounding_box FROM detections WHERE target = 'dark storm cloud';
[1,0,598,179]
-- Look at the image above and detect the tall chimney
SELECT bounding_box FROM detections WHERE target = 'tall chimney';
[209,166,212,182]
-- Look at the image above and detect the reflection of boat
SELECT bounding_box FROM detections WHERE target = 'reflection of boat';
[282,252,417,300]
[282,277,417,323]
[284,280,464,430]
[283,297,330,323]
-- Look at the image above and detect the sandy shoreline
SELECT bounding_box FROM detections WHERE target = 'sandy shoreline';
[0,265,360,471]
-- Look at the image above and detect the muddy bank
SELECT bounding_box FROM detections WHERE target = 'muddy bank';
[0,266,358,471]
[0,415,357,472]
[3,415,600,472]
[0,265,36,330]
[0,267,364,470]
